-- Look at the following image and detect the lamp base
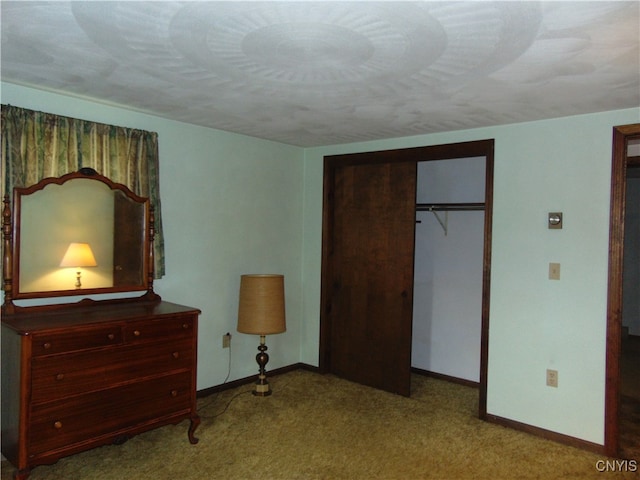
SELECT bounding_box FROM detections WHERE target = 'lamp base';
[253,336,272,396]
[252,376,272,396]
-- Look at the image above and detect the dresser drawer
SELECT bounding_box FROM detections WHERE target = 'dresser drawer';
[31,339,194,403]
[29,372,192,455]
[31,325,124,357]
[125,315,195,343]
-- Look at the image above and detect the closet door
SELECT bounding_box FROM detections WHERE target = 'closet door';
[324,160,416,396]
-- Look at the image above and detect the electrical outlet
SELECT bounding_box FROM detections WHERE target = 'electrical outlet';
[546,369,558,388]
[222,333,231,348]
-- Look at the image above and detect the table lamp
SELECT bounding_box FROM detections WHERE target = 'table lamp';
[60,242,97,288]
[237,274,286,396]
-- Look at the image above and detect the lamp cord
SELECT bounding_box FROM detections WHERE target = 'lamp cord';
[201,389,253,419]
[198,342,294,419]
[199,339,254,418]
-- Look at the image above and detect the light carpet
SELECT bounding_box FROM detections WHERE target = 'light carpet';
[2,370,637,479]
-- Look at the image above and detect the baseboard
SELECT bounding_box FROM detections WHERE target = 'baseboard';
[485,413,606,455]
[201,365,478,396]
[199,364,609,457]
[411,368,608,455]
[411,367,480,388]
[197,362,318,397]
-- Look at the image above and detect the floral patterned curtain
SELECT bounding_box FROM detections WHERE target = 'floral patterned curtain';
[1,104,165,278]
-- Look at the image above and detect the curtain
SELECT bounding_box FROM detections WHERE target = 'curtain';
[1,104,165,278]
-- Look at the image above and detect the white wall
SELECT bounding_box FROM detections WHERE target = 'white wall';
[1,82,305,391]
[412,158,485,382]
[4,80,640,447]
[302,108,640,446]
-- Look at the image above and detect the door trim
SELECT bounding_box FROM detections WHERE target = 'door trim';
[605,123,640,456]
[319,139,494,418]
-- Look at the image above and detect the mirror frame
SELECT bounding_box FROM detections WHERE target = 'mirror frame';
[2,168,159,313]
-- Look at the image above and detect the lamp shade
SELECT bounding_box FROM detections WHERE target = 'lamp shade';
[237,274,286,335]
[60,243,97,267]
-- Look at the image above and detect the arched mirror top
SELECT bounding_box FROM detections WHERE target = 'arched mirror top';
[2,168,158,313]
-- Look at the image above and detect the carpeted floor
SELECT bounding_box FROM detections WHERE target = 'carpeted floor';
[2,370,638,480]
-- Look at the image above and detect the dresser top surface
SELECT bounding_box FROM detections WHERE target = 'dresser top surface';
[1,300,201,334]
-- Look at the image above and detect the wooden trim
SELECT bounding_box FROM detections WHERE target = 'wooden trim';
[614,124,640,135]
[605,125,625,457]
[605,123,640,457]
[324,139,497,167]
[200,363,482,396]
[479,143,494,420]
[197,363,319,397]
[486,414,605,455]
[318,159,334,374]
[320,139,494,418]
[203,362,602,457]
[411,367,480,388]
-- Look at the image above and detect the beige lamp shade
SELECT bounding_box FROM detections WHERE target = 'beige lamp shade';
[60,242,97,267]
[237,274,286,335]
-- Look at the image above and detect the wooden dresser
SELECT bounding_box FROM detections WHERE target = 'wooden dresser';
[0,169,201,479]
[1,300,201,480]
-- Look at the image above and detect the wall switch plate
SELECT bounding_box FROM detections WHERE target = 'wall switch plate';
[546,369,558,388]
[222,333,231,348]
[549,263,561,280]
[548,212,563,229]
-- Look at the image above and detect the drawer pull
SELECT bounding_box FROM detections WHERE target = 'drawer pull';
[55,373,65,381]
[43,342,52,350]
[182,323,189,329]
[172,352,179,359]
[170,390,178,397]
[53,421,63,430]
[133,330,141,337]
[107,333,115,340]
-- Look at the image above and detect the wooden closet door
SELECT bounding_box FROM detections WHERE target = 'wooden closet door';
[325,160,416,396]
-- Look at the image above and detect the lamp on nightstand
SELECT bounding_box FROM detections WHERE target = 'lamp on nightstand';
[237,274,286,396]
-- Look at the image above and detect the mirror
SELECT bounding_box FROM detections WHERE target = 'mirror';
[3,168,154,305]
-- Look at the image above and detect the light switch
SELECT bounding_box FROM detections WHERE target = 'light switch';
[549,263,560,280]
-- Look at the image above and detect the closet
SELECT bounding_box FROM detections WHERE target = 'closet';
[412,158,486,383]
[319,139,493,414]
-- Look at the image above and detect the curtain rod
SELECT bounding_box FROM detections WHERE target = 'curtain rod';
[416,202,485,212]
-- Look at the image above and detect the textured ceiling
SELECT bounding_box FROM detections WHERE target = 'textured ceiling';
[2,1,639,147]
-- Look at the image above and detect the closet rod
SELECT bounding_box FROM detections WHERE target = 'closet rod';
[416,202,485,212]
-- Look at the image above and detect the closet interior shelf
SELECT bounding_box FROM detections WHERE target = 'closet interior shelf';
[416,202,485,212]
[415,203,484,236]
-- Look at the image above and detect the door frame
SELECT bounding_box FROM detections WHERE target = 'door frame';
[605,123,640,456]
[319,139,494,418]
